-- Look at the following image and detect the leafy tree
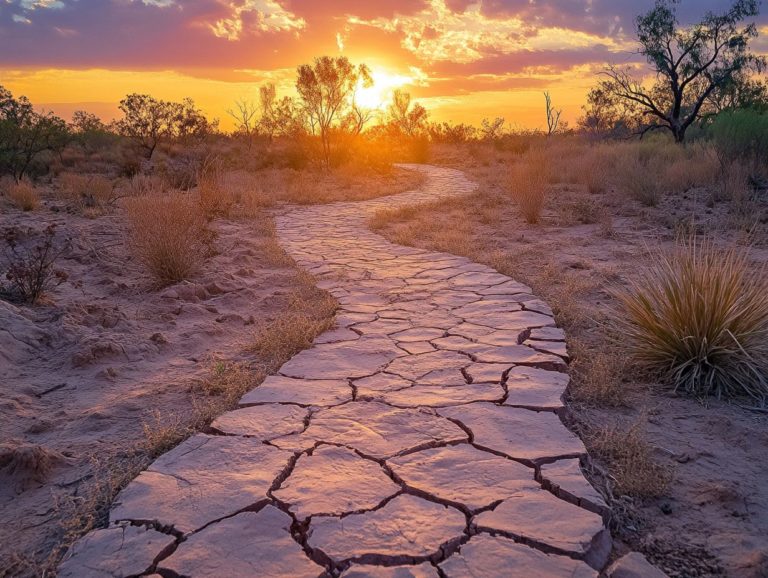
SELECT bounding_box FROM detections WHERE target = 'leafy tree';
[601,0,765,142]
[116,94,214,159]
[70,110,114,153]
[386,90,429,137]
[0,86,69,181]
[578,84,641,138]
[295,56,372,168]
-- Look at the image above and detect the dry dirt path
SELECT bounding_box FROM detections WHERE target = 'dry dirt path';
[59,165,612,577]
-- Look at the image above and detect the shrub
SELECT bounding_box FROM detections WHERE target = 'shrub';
[125,193,210,285]
[1,224,68,304]
[709,108,768,174]
[508,150,549,224]
[614,238,768,401]
[7,181,39,211]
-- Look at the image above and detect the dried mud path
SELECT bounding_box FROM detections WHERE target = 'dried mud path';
[59,165,612,577]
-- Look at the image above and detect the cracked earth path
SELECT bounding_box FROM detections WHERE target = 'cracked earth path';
[59,165,612,578]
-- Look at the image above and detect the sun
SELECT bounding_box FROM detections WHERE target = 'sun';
[354,69,414,111]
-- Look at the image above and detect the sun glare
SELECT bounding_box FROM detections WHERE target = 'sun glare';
[355,69,413,111]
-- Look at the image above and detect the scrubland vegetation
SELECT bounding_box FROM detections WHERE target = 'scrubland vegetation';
[2,0,768,575]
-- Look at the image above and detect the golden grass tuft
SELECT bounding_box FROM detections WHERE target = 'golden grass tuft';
[7,180,39,211]
[615,155,663,207]
[587,419,673,498]
[508,151,549,224]
[198,157,235,219]
[58,173,116,211]
[248,270,337,370]
[614,238,768,401]
[125,193,211,286]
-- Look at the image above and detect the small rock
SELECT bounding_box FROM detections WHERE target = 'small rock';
[606,552,669,578]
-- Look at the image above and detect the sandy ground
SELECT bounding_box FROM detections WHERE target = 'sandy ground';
[0,198,321,574]
[374,149,768,578]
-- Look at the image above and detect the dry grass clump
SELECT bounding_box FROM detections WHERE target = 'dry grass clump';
[587,419,672,498]
[580,147,612,194]
[508,150,549,224]
[123,173,168,197]
[198,157,235,218]
[663,144,719,195]
[0,442,63,483]
[615,154,663,207]
[568,338,630,407]
[248,270,337,370]
[125,193,211,286]
[614,238,768,401]
[58,173,116,211]
[7,180,40,211]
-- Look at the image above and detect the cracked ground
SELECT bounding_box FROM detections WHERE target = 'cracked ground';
[58,165,612,577]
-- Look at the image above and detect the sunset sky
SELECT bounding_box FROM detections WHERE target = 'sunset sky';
[1,0,766,130]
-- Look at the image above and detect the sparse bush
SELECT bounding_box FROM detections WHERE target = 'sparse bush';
[1,224,69,304]
[125,193,210,285]
[614,238,768,401]
[6,180,39,211]
[509,150,549,224]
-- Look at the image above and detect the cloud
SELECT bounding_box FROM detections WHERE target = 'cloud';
[209,0,305,40]
[345,0,634,64]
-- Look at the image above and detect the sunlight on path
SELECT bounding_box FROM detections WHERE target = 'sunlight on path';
[59,165,611,577]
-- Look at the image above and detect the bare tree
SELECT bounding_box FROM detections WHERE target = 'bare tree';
[544,92,562,136]
[601,0,764,142]
[227,98,259,150]
[296,56,372,168]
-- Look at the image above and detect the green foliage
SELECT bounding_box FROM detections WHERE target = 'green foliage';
[709,108,768,170]
[615,238,768,402]
[0,85,70,180]
[116,94,217,160]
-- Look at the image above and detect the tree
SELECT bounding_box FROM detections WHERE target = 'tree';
[70,110,114,153]
[578,84,641,138]
[295,56,372,168]
[386,90,428,137]
[601,0,765,142]
[115,94,213,159]
[480,117,505,140]
[0,86,69,181]
[227,98,259,149]
[544,92,562,136]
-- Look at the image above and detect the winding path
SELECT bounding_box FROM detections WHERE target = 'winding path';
[60,166,611,577]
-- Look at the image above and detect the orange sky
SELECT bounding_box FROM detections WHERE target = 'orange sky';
[1,1,766,131]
